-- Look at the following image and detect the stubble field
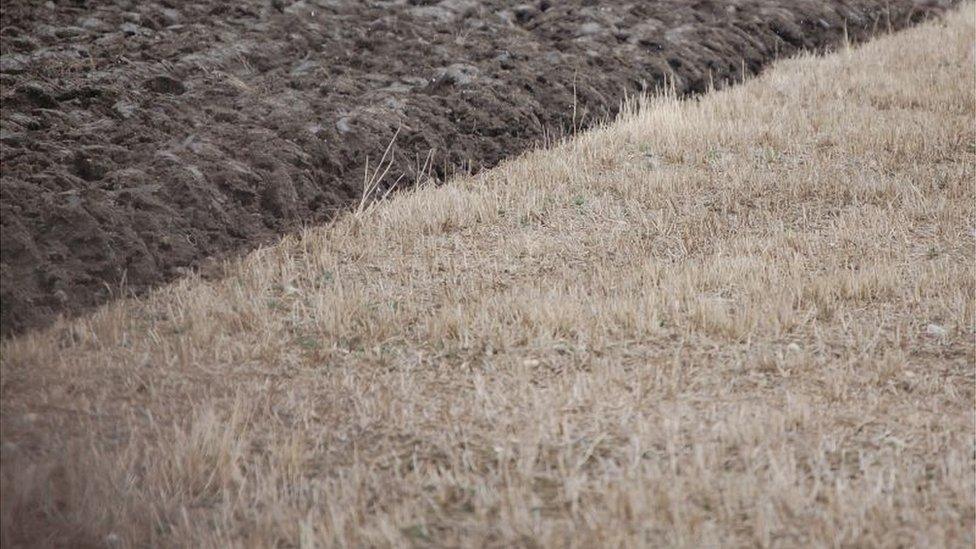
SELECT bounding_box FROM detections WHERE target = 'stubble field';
[1,4,974,548]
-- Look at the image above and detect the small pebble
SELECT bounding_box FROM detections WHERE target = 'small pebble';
[578,22,603,36]
[113,100,137,119]
[925,323,947,338]
[120,22,143,35]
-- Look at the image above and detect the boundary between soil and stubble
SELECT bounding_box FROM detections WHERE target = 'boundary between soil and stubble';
[1,6,974,548]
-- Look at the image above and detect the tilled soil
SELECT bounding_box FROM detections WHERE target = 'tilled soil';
[0,0,950,336]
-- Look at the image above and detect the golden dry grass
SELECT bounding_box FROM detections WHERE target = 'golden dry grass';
[2,7,974,548]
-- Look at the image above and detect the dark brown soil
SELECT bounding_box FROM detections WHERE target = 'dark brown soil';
[0,0,951,336]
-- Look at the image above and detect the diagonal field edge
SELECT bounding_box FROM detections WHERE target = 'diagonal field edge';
[0,0,960,336]
[0,5,972,546]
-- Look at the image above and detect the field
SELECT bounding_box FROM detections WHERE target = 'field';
[2,3,975,548]
[0,0,951,335]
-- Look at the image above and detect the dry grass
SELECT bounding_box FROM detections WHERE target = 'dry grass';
[2,7,974,548]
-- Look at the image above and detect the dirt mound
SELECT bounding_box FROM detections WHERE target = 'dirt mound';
[0,0,949,335]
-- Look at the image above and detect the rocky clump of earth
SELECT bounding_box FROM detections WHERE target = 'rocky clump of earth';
[0,0,951,335]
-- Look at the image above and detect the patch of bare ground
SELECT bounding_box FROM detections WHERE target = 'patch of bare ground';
[1,6,974,547]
